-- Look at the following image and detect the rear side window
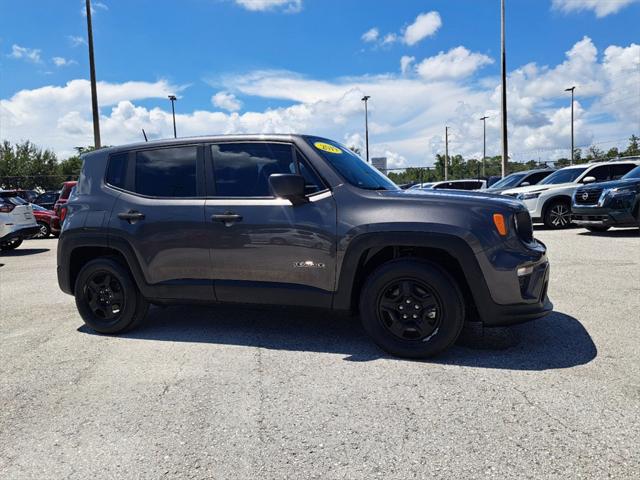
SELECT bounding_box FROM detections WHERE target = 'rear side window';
[135,147,198,197]
[105,153,128,189]
[211,143,298,197]
[611,163,636,180]
[526,171,551,184]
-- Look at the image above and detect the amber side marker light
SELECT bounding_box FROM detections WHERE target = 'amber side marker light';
[493,213,508,236]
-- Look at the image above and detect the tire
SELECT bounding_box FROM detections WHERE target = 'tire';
[359,258,465,359]
[543,199,572,229]
[35,221,51,238]
[0,238,23,251]
[74,257,149,334]
[585,226,610,233]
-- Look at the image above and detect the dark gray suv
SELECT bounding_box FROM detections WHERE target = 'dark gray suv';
[57,135,552,358]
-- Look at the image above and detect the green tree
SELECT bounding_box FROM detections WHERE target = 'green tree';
[623,135,639,156]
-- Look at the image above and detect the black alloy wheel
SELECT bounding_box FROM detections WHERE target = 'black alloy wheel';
[377,278,442,342]
[84,271,126,321]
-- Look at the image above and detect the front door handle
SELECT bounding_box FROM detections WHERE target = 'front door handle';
[118,210,146,224]
[211,212,243,227]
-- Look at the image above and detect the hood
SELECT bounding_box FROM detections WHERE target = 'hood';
[577,177,640,191]
[502,182,574,195]
[379,187,524,210]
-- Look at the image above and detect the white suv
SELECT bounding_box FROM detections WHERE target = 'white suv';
[0,191,40,251]
[502,159,640,229]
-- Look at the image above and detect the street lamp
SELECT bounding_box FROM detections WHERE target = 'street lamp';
[362,95,371,163]
[500,0,508,178]
[168,95,177,139]
[565,86,575,165]
[85,0,101,148]
[480,116,489,177]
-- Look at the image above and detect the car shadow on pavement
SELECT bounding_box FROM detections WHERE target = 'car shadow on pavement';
[0,248,49,257]
[578,229,639,238]
[79,305,596,371]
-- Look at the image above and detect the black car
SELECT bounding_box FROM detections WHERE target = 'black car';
[57,134,551,358]
[34,191,60,210]
[572,165,640,232]
[486,168,555,194]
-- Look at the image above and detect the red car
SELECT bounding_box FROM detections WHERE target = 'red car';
[31,204,61,238]
[53,181,77,220]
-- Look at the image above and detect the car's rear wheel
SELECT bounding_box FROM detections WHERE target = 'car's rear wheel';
[35,221,50,238]
[0,238,23,251]
[74,258,149,334]
[359,258,465,358]
[585,226,610,233]
[543,199,572,229]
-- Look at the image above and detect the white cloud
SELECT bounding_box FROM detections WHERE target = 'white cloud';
[9,44,42,63]
[1,38,637,167]
[361,28,379,43]
[212,91,242,112]
[234,0,302,12]
[400,56,415,75]
[382,33,398,46]
[415,46,494,80]
[403,11,442,46]
[52,57,76,67]
[552,0,640,17]
[68,35,87,47]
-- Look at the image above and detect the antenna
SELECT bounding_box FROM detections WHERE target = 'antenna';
[142,129,148,142]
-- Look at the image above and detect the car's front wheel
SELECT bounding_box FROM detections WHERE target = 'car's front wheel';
[74,258,149,334]
[543,199,572,229]
[35,221,50,238]
[359,258,465,358]
[0,238,23,251]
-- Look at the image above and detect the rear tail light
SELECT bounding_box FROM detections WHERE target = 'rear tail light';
[0,203,15,213]
[60,206,68,223]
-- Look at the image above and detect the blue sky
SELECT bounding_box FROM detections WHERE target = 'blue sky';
[1,0,639,166]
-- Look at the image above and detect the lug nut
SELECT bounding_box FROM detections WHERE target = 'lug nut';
[406,299,411,304]
[427,310,437,319]
[414,305,420,310]
[398,305,404,310]
[412,314,418,319]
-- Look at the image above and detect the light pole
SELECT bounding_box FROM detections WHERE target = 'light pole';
[480,116,489,177]
[444,126,449,181]
[85,0,101,148]
[565,86,575,165]
[500,0,508,178]
[362,95,371,163]
[168,95,177,138]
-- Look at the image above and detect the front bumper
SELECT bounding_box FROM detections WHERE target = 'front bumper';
[572,206,637,228]
[0,225,41,243]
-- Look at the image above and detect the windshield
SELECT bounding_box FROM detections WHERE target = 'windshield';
[305,136,399,191]
[488,173,526,190]
[622,166,640,180]
[539,167,587,185]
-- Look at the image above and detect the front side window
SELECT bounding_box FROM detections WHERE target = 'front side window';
[587,165,610,182]
[135,147,198,197]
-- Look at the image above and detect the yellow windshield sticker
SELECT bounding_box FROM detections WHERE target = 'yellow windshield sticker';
[314,142,342,154]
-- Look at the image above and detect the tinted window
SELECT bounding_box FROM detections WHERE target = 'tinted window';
[526,171,552,184]
[587,165,610,182]
[212,143,296,197]
[105,153,129,189]
[611,163,636,179]
[623,166,640,179]
[135,147,198,197]
[305,136,398,191]
[488,173,526,190]
[296,151,325,195]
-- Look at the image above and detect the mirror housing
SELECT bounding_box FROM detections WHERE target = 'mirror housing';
[269,174,307,204]
[520,181,531,187]
[582,176,596,184]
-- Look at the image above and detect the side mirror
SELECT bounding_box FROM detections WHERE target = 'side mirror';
[520,181,531,187]
[269,174,307,204]
[582,176,596,184]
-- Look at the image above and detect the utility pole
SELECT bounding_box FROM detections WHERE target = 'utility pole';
[168,95,177,138]
[445,126,449,181]
[500,0,508,178]
[565,86,575,165]
[85,0,101,148]
[362,95,371,163]
[480,116,488,177]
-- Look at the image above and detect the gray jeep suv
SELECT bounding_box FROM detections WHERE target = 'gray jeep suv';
[57,135,552,358]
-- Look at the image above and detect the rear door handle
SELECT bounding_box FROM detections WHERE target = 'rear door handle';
[211,212,243,227]
[117,210,145,224]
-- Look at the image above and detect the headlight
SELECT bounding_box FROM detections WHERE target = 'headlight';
[517,192,542,200]
[606,187,635,197]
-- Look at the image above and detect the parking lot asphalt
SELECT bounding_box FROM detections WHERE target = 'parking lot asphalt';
[1,227,639,479]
